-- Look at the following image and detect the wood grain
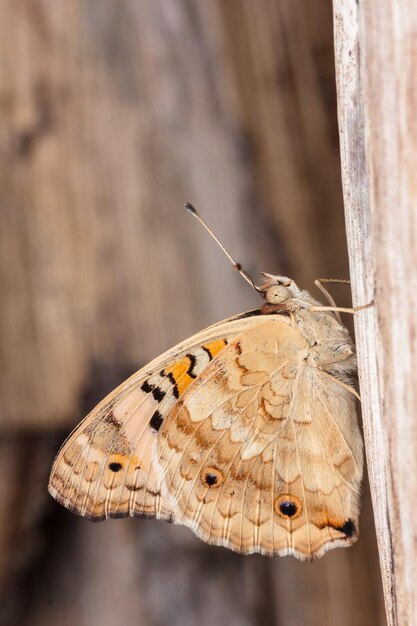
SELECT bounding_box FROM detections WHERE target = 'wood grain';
[0,1,385,625]
[333,1,417,624]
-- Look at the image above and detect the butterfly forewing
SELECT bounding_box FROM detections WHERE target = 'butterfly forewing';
[48,313,266,522]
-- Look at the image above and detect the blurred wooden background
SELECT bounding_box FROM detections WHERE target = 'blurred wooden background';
[0,1,386,625]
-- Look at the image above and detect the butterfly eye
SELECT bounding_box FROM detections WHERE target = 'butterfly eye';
[201,466,224,488]
[275,494,302,519]
[266,285,292,304]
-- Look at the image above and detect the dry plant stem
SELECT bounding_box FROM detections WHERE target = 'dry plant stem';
[333,1,417,625]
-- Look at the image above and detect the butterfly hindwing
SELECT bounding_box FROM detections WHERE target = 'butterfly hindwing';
[156,316,363,559]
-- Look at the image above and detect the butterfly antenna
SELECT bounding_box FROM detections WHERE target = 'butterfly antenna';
[184,203,262,293]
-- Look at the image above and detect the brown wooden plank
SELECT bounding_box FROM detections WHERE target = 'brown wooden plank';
[334,0,417,624]
[0,1,385,625]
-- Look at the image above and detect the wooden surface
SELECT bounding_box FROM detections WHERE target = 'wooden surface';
[0,1,386,625]
[333,1,417,625]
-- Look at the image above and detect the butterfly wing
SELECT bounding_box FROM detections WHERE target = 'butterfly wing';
[156,317,363,560]
[48,312,266,522]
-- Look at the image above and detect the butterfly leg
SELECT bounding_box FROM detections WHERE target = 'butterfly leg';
[314,278,373,317]
[314,280,341,322]
[317,346,354,367]
[317,368,361,401]
[309,302,373,315]
[315,343,360,400]
[314,279,349,305]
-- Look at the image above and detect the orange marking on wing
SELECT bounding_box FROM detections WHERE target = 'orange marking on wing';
[163,340,227,397]
[164,357,195,396]
[202,338,227,359]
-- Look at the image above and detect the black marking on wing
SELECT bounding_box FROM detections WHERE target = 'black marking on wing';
[152,386,166,402]
[165,372,179,399]
[186,353,198,378]
[150,410,164,432]
[202,345,214,360]
[141,376,166,402]
[334,519,356,538]
[126,484,144,492]
[141,380,155,394]
[104,411,121,429]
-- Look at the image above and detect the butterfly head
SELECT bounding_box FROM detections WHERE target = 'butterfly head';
[259,273,303,305]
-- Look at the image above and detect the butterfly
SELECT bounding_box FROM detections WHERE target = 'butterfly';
[48,204,364,560]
